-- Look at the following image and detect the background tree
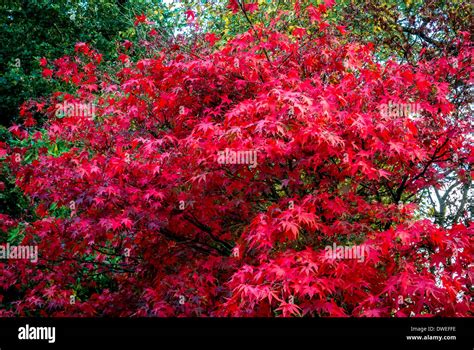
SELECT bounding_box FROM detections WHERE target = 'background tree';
[0,0,189,220]
[0,0,184,127]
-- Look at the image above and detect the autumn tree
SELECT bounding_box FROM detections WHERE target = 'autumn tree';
[0,1,472,316]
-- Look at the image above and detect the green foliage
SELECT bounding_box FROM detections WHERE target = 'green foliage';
[0,0,178,126]
[0,125,31,219]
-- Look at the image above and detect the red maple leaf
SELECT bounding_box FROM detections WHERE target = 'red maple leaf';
[134,13,147,26]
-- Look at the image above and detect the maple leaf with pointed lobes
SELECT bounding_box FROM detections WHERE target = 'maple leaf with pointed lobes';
[296,211,318,227]
[280,220,300,239]
[227,0,240,14]
[194,121,215,135]
[144,189,164,201]
[98,218,113,231]
[134,14,147,26]
[93,197,105,207]
[42,68,53,78]
[300,261,318,277]
[360,308,388,317]
[396,230,411,245]
[121,217,133,229]
[245,3,259,13]
[185,9,195,22]
[276,302,302,317]
[0,146,7,158]
[307,5,321,23]
[382,277,399,297]
[152,165,161,176]
[43,286,57,300]
[388,141,405,155]
[335,25,347,36]
[205,33,220,47]
[378,169,391,179]
[292,27,307,38]
[325,301,348,317]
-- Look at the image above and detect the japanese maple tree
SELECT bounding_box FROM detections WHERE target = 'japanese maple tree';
[0,2,472,317]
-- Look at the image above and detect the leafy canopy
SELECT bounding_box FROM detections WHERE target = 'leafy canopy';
[0,2,472,317]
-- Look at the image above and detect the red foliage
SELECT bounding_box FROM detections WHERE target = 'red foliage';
[1,10,472,317]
